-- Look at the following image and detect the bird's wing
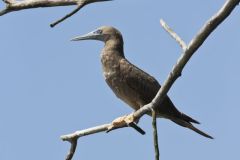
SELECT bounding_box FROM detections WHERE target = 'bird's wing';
[120,59,161,104]
[119,58,182,116]
[119,60,205,134]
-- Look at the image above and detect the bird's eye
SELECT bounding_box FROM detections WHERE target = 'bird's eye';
[93,29,102,34]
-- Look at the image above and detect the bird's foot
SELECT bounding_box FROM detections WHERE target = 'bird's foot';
[107,114,134,130]
[107,113,145,135]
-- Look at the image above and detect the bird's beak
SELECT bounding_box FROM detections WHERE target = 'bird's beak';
[71,30,104,42]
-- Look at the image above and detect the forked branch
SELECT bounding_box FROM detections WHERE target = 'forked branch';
[0,0,112,27]
[133,0,240,118]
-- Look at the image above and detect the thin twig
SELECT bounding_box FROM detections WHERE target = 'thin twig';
[50,2,85,28]
[0,0,113,25]
[65,139,77,160]
[152,109,159,160]
[50,0,112,27]
[160,19,187,50]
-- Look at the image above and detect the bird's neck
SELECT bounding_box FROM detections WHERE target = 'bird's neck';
[101,39,125,78]
[103,39,124,57]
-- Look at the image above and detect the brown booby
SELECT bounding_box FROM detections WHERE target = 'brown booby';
[71,26,213,139]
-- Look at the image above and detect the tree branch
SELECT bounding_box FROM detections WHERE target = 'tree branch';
[61,124,110,141]
[0,0,112,26]
[61,114,146,142]
[61,0,239,159]
[152,109,160,160]
[50,2,86,28]
[160,19,187,50]
[133,0,240,119]
[61,120,145,160]
[0,0,78,16]
[65,139,77,160]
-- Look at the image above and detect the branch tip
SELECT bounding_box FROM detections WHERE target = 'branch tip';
[50,0,113,27]
[160,19,187,50]
[50,3,84,28]
[65,139,77,160]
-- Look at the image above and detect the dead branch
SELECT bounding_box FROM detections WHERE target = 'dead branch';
[160,19,187,50]
[133,0,240,119]
[152,109,160,160]
[61,120,144,142]
[61,121,144,160]
[65,139,77,160]
[61,124,110,141]
[50,1,86,28]
[0,0,112,27]
[61,0,239,159]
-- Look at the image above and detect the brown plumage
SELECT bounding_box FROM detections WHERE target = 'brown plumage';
[72,26,213,139]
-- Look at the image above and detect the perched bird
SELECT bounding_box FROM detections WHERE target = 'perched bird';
[71,26,213,139]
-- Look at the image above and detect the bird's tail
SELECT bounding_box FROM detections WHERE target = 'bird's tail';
[181,112,200,124]
[172,115,213,139]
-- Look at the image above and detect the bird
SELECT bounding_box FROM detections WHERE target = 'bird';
[71,26,213,139]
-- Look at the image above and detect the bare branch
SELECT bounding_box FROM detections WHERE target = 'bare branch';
[60,113,148,159]
[61,123,110,141]
[61,117,145,160]
[65,139,77,160]
[61,123,114,160]
[50,0,112,27]
[133,0,240,119]
[0,0,112,25]
[61,116,145,142]
[0,0,79,16]
[160,19,187,50]
[50,2,85,28]
[61,0,239,159]
[152,109,160,160]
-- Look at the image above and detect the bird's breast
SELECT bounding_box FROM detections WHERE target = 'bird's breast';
[101,53,122,94]
[100,53,141,110]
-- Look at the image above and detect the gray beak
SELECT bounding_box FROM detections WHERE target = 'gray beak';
[71,30,104,41]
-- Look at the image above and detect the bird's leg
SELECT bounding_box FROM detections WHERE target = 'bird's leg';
[107,113,145,135]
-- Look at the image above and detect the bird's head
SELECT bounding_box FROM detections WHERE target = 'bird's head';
[71,26,123,44]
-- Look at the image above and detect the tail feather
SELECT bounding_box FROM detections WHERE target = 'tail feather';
[172,119,213,139]
[181,112,200,124]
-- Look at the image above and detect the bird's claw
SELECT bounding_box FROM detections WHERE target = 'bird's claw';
[107,113,134,129]
[107,113,145,135]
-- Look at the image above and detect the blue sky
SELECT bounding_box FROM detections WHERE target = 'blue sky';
[0,0,239,160]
